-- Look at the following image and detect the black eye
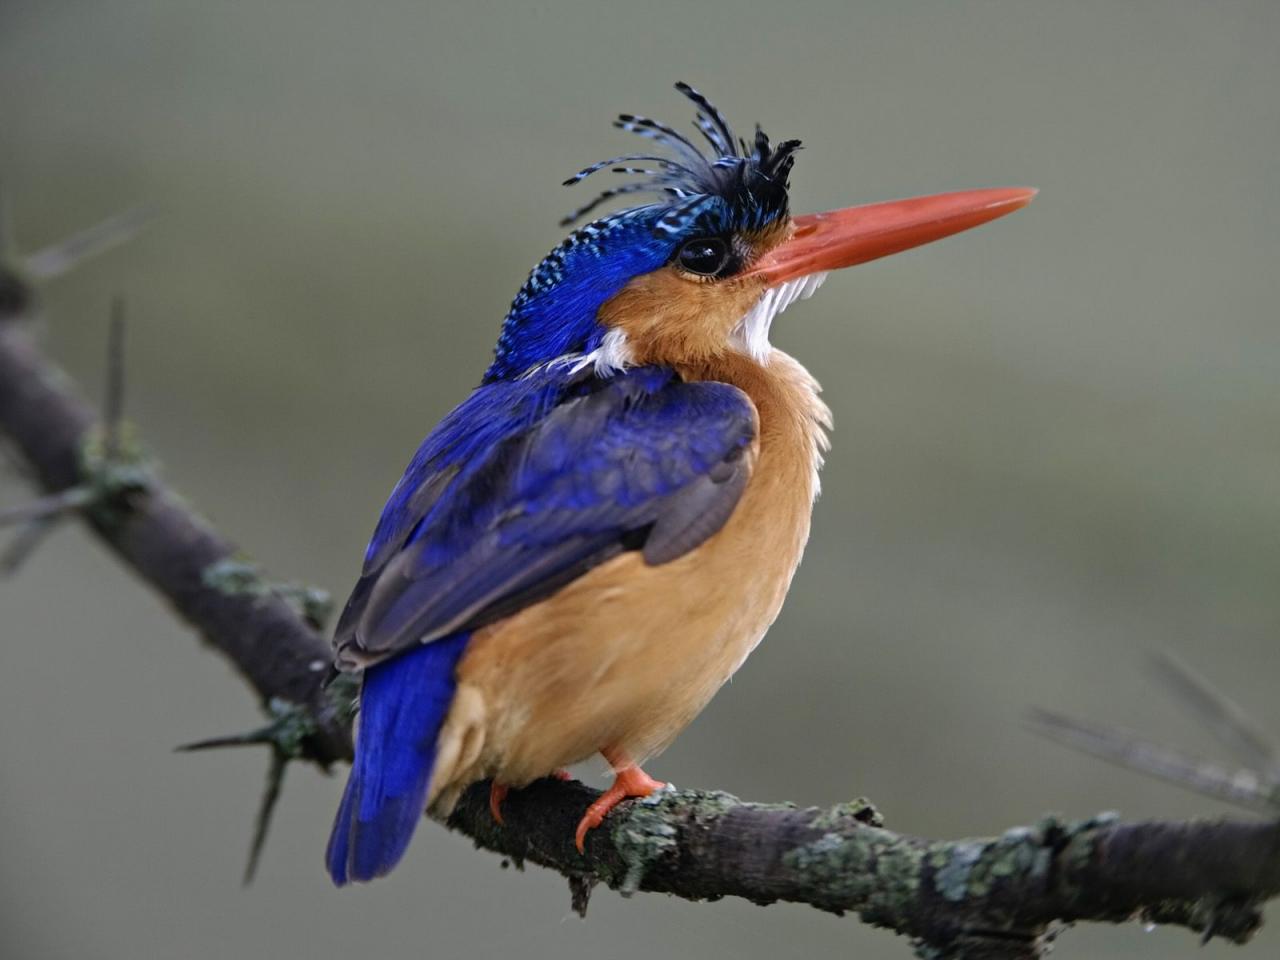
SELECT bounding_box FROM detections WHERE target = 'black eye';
[676,237,731,277]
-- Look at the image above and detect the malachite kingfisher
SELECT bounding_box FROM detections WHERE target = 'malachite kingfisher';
[325,82,1033,885]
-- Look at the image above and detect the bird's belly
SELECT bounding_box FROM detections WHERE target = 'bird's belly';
[460,499,809,788]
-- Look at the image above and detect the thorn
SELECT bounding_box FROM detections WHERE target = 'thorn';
[244,748,288,885]
[22,206,154,281]
[0,514,60,576]
[175,697,316,755]
[178,699,316,883]
[0,485,95,527]
[175,726,279,752]
[1026,708,1279,813]
[1148,650,1277,773]
[103,298,127,461]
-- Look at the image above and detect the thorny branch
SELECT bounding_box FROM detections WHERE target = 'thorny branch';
[2,200,1279,960]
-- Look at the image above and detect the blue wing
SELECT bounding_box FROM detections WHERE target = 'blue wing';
[332,363,756,669]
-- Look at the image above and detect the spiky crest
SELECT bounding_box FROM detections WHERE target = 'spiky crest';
[560,82,801,235]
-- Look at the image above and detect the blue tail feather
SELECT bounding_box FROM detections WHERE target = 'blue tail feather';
[326,632,470,885]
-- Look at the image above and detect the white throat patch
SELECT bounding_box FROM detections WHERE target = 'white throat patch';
[586,327,633,375]
[538,327,635,379]
[729,272,829,363]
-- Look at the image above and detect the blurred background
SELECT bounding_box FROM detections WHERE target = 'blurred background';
[2,2,1278,958]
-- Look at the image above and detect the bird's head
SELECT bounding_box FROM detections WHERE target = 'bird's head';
[484,83,1033,382]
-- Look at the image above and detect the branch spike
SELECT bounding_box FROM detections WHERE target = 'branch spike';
[244,748,289,885]
[0,484,94,527]
[175,726,279,752]
[1149,650,1277,773]
[1026,707,1280,812]
[22,206,154,281]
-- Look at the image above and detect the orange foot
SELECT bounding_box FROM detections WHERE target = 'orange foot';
[490,770,573,825]
[574,753,665,853]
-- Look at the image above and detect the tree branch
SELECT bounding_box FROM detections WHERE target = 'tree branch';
[447,781,1278,955]
[1,218,1277,960]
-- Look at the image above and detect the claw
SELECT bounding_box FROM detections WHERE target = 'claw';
[489,782,509,825]
[574,757,664,853]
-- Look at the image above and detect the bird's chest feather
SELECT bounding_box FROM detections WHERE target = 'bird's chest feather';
[446,350,830,787]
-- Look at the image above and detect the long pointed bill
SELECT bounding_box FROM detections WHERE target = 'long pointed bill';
[747,186,1036,286]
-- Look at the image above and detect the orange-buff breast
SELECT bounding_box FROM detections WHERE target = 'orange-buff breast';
[425,349,831,812]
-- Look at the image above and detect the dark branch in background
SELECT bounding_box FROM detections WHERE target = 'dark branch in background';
[1,199,1278,960]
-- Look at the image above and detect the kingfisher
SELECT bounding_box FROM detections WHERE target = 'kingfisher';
[325,82,1033,885]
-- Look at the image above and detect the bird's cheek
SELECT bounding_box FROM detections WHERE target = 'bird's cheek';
[597,268,769,365]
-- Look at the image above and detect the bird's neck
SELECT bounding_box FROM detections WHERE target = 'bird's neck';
[678,349,831,501]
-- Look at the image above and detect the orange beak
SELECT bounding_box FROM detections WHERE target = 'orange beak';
[747,186,1037,286]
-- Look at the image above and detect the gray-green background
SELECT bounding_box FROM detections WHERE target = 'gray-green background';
[2,2,1277,958]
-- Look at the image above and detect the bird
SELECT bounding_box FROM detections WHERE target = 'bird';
[324,82,1033,885]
